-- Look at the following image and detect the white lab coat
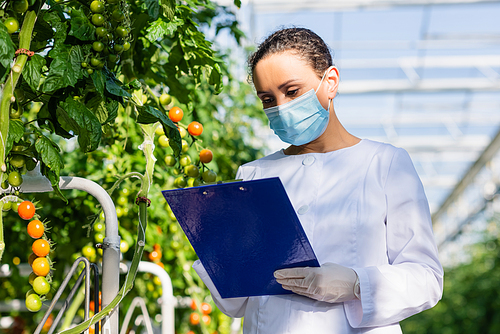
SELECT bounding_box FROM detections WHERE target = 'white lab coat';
[193,139,443,333]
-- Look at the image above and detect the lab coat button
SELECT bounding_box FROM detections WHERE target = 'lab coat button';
[297,205,309,215]
[302,156,315,166]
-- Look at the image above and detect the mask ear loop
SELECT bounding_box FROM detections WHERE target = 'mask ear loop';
[316,66,335,113]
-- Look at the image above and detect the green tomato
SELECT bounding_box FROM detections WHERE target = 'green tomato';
[4,17,19,34]
[164,155,176,167]
[1,181,8,189]
[122,41,131,51]
[81,62,88,68]
[33,276,51,295]
[158,135,169,148]
[87,68,94,75]
[117,196,128,206]
[82,245,96,258]
[25,294,42,312]
[202,170,217,183]
[96,27,107,37]
[10,155,25,168]
[155,125,165,136]
[160,93,171,105]
[90,57,101,67]
[181,139,189,153]
[120,240,129,253]
[28,272,37,286]
[8,170,22,187]
[113,44,124,53]
[187,177,202,187]
[184,164,200,178]
[179,155,191,167]
[92,41,105,52]
[174,176,186,188]
[94,221,105,233]
[90,0,105,13]
[94,233,105,243]
[12,0,29,13]
[91,14,105,26]
[115,26,128,38]
[11,201,20,212]
[2,201,12,212]
[111,9,125,21]
[179,127,187,139]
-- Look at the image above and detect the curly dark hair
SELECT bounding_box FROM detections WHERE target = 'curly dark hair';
[248,27,334,82]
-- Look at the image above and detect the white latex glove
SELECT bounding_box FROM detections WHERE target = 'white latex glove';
[274,263,360,303]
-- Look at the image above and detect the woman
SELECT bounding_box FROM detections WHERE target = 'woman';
[193,27,443,333]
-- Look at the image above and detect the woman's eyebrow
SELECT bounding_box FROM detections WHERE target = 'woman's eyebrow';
[257,79,301,95]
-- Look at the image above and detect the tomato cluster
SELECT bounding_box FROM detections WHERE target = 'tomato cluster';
[188,300,213,330]
[155,101,217,189]
[1,0,29,34]
[18,200,55,312]
[82,0,132,74]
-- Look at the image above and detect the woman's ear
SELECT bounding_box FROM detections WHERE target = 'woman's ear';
[326,66,340,100]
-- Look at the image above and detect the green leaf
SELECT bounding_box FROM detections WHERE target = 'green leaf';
[44,11,68,50]
[60,97,102,152]
[5,119,25,154]
[234,0,241,8]
[136,106,182,158]
[91,70,106,97]
[0,24,16,68]
[160,0,175,20]
[69,8,96,41]
[145,0,160,20]
[145,18,183,42]
[43,45,85,92]
[105,100,119,124]
[86,95,108,124]
[34,131,64,180]
[103,69,131,98]
[22,54,46,91]
[38,156,67,203]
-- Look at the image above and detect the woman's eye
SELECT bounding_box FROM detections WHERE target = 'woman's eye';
[262,97,274,105]
[287,89,298,96]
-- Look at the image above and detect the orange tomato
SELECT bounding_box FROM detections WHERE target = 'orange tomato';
[190,299,197,310]
[202,315,211,325]
[201,302,212,314]
[18,200,36,220]
[187,121,203,136]
[189,312,200,325]
[32,239,50,257]
[148,250,162,262]
[199,149,213,164]
[27,220,44,239]
[168,106,183,122]
[32,257,50,276]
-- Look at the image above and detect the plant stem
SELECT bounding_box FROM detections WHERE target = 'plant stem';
[0,10,37,172]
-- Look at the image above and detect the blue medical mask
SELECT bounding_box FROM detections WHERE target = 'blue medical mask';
[264,68,332,146]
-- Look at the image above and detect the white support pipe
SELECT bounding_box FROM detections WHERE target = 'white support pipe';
[0,166,120,334]
[136,261,175,334]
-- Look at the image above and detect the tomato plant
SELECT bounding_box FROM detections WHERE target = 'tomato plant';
[0,0,266,332]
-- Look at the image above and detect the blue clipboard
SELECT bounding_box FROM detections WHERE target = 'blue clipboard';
[161,177,319,298]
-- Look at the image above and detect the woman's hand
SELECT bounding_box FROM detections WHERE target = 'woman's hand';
[274,263,360,303]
